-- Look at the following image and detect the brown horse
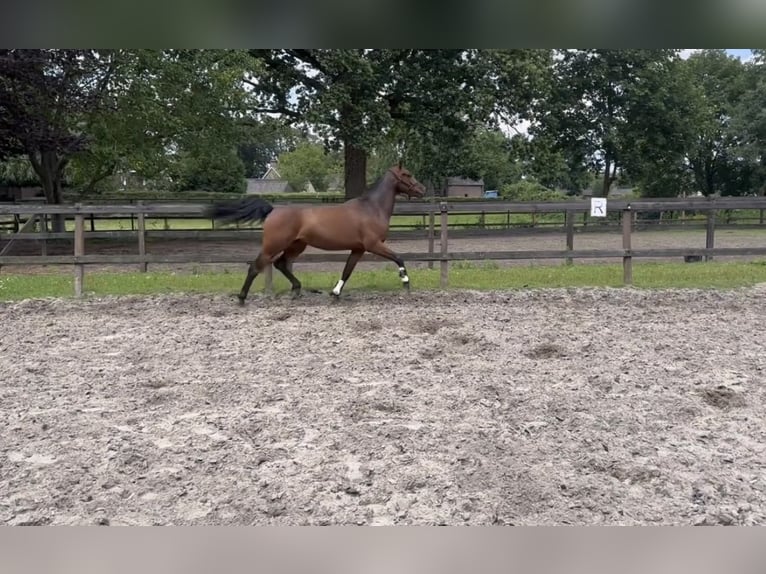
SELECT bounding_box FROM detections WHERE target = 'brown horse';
[207,164,426,304]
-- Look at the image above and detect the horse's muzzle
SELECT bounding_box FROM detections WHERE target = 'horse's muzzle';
[410,182,427,198]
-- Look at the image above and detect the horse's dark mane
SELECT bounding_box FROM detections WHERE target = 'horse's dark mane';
[359,170,394,202]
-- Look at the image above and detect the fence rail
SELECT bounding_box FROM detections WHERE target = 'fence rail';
[4,197,765,238]
[3,197,766,296]
[2,196,766,215]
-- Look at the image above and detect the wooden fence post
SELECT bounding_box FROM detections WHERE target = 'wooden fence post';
[39,214,47,258]
[427,210,435,270]
[137,201,147,272]
[705,208,716,262]
[74,210,85,297]
[622,207,633,286]
[264,263,273,293]
[440,202,448,288]
[565,210,574,266]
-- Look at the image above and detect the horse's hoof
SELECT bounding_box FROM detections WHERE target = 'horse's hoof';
[330,292,340,300]
[290,289,302,299]
[237,296,246,306]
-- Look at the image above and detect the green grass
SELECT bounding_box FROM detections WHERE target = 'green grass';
[2,261,766,301]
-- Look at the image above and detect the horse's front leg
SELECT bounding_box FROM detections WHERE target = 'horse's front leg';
[365,242,410,291]
[331,250,364,298]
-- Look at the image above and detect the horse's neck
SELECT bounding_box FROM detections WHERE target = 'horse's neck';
[364,172,397,219]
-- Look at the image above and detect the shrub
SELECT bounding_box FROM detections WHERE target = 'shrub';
[501,180,566,202]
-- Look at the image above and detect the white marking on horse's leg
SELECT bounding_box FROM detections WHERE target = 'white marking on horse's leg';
[399,266,409,284]
[332,279,345,296]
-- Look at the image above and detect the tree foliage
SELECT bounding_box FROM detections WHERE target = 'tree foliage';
[236,117,302,178]
[171,146,246,194]
[276,142,340,193]
[682,50,752,196]
[623,50,763,197]
[2,48,765,205]
[531,49,680,196]
[78,49,257,192]
[0,49,116,206]
[248,49,549,197]
[0,49,257,204]
[730,49,766,195]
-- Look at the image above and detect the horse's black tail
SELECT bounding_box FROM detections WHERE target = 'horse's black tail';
[205,197,274,225]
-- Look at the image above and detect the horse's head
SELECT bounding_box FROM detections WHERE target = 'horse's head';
[389,164,426,199]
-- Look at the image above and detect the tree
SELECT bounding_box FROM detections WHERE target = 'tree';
[236,117,301,178]
[461,128,521,190]
[730,49,766,196]
[682,50,752,196]
[623,50,759,197]
[172,146,246,194]
[0,156,39,187]
[0,50,116,210]
[75,50,258,192]
[518,135,594,193]
[380,126,523,192]
[619,54,701,197]
[247,49,549,198]
[532,49,678,196]
[276,142,340,192]
[0,49,258,208]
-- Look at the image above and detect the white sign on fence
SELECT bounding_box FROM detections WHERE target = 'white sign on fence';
[590,197,607,217]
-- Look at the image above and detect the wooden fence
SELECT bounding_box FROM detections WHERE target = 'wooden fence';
[2,197,766,296]
[5,196,766,236]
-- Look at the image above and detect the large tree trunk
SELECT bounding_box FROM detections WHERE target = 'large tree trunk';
[344,143,367,199]
[600,153,620,197]
[691,154,716,196]
[29,150,67,232]
[601,153,612,197]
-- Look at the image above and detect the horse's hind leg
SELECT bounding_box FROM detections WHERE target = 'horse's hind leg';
[274,240,312,297]
[238,252,270,305]
[274,254,302,297]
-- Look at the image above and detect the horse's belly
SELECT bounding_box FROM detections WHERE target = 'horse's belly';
[300,230,364,251]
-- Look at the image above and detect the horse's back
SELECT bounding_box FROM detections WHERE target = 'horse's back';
[286,202,369,250]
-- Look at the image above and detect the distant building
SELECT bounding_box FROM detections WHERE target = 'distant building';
[0,186,44,202]
[445,177,484,198]
[327,175,344,193]
[261,164,282,180]
[245,179,295,194]
[245,163,296,194]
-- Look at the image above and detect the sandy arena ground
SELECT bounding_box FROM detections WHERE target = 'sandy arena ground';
[1,287,765,525]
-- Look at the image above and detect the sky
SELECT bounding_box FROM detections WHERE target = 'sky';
[681,49,754,61]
